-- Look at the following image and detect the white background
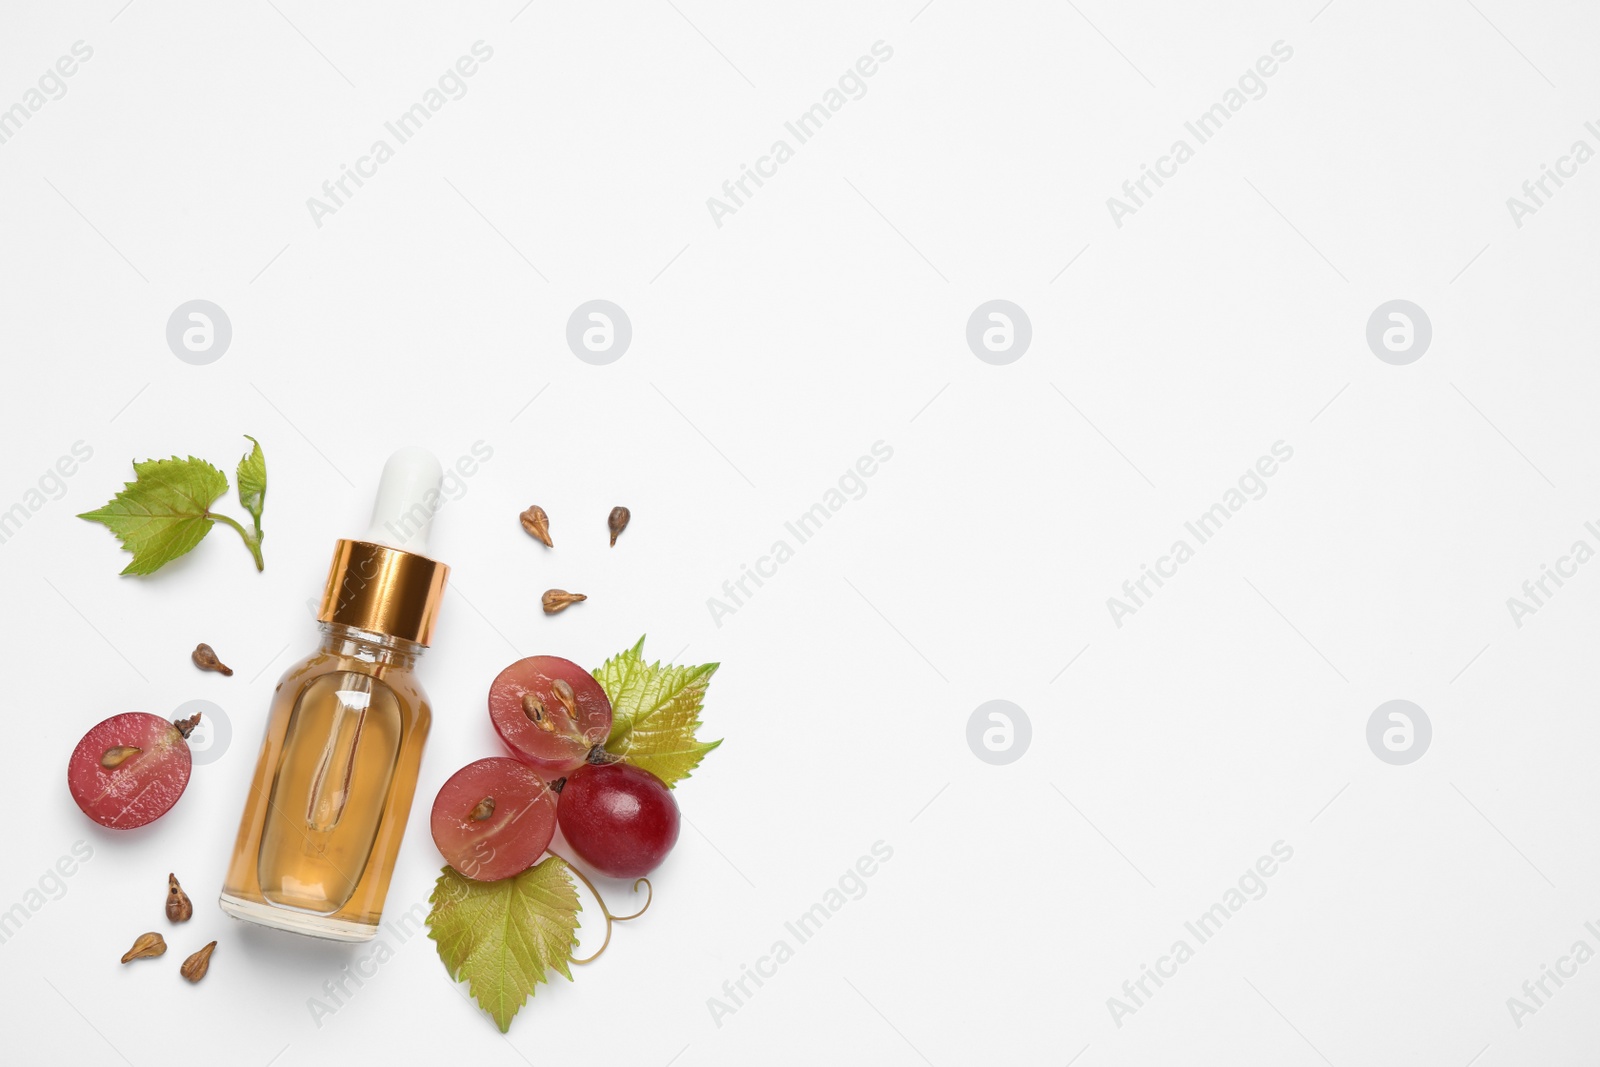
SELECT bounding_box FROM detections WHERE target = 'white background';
[2,0,1598,1063]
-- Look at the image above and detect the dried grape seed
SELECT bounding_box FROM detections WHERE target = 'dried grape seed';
[520,505,553,547]
[166,873,193,923]
[121,932,167,963]
[191,643,233,676]
[607,506,630,547]
[541,589,587,615]
[180,941,217,983]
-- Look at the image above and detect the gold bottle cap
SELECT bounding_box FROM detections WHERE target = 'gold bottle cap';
[316,539,449,646]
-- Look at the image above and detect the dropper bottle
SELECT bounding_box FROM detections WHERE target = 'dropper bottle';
[220,448,450,941]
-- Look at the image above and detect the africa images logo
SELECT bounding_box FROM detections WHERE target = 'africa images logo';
[1105,41,1293,228]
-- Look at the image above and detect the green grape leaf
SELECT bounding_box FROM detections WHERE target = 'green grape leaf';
[77,457,229,576]
[236,435,266,531]
[427,857,581,1033]
[595,636,722,787]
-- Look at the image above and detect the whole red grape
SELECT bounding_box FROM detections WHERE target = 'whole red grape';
[557,762,679,879]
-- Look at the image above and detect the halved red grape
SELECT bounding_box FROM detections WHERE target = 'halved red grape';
[431,757,557,882]
[67,712,197,829]
[488,656,613,775]
[557,762,679,879]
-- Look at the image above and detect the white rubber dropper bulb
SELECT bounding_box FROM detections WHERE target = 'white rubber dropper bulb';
[364,446,444,552]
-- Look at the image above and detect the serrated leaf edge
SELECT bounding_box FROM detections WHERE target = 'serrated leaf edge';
[426,858,582,1033]
[595,636,723,787]
[77,456,230,575]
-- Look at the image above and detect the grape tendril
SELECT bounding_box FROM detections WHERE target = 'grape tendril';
[552,852,652,965]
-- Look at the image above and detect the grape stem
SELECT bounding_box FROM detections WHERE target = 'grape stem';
[209,512,264,571]
[552,851,652,965]
[585,744,623,766]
